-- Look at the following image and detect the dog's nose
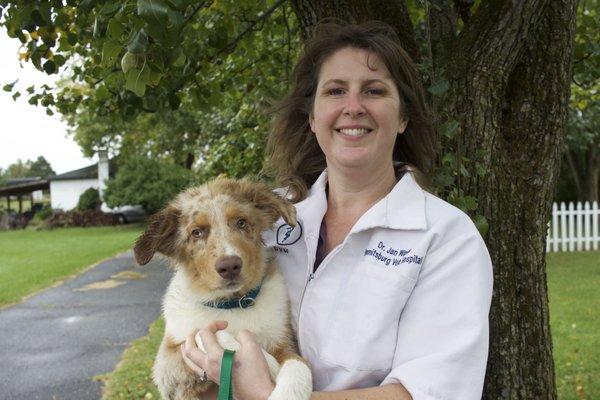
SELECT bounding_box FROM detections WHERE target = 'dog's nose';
[215,256,243,280]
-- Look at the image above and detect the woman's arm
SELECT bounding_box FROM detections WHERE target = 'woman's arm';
[182,322,413,400]
[311,384,412,400]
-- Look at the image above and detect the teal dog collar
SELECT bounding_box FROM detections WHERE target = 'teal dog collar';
[202,285,261,310]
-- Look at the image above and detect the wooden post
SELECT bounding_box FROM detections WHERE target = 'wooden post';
[18,195,22,214]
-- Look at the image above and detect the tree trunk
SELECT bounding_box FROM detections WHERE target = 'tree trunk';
[585,143,600,203]
[565,148,584,200]
[290,1,578,398]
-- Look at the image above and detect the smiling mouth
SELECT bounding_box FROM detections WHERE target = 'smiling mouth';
[336,128,373,137]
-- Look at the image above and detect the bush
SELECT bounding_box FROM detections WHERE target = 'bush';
[105,156,195,214]
[34,204,53,220]
[26,205,54,230]
[77,187,102,211]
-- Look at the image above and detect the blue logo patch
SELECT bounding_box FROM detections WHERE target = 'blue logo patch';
[276,221,303,245]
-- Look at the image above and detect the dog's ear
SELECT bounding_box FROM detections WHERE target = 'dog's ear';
[134,206,181,265]
[242,181,297,227]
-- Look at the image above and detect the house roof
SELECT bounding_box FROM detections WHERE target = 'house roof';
[48,159,117,181]
[0,178,49,196]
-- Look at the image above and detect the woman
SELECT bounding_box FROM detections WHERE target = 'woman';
[182,22,493,400]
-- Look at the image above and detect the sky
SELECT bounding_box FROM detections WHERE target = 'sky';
[0,28,91,175]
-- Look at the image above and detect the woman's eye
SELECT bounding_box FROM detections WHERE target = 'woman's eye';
[191,228,205,238]
[365,88,384,96]
[326,88,345,96]
[236,218,248,229]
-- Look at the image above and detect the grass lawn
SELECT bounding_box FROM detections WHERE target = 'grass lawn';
[99,251,600,400]
[0,225,143,307]
[548,250,599,400]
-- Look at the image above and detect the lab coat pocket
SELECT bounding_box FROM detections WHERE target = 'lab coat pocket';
[321,262,417,371]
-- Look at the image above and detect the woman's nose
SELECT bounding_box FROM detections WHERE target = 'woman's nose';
[343,92,366,117]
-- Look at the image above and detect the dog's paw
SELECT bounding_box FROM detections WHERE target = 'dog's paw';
[262,349,281,381]
[268,359,312,400]
[195,330,241,353]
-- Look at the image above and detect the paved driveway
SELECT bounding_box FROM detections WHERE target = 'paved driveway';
[0,250,172,400]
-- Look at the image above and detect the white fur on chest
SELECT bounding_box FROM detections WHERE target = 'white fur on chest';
[164,268,290,350]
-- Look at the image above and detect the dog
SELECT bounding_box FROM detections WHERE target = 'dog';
[134,178,312,400]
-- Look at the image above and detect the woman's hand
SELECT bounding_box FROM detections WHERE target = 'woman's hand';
[181,320,275,400]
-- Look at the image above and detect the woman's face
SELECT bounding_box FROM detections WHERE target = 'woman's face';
[310,47,407,175]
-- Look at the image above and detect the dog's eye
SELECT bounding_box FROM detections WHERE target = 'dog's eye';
[191,228,206,238]
[236,218,247,229]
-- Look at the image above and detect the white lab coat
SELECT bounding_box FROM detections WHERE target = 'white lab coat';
[264,170,493,399]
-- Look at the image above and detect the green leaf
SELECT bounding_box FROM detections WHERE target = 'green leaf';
[428,79,449,97]
[46,108,54,116]
[473,215,489,236]
[171,47,186,67]
[79,0,97,12]
[102,40,122,66]
[53,54,66,67]
[439,120,460,139]
[3,80,18,92]
[12,92,21,101]
[137,0,170,24]
[107,18,126,39]
[93,16,106,38]
[125,66,150,97]
[121,51,140,74]
[167,0,190,10]
[127,29,149,54]
[99,1,121,16]
[476,164,487,177]
[463,196,478,211]
[43,60,56,74]
[459,164,470,177]
[96,85,111,101]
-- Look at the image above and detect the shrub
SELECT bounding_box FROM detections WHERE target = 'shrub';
[105,156,195,214]
[34,204,53,220]
[77,187,102,211]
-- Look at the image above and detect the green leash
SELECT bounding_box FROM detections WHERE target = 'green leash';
[218,349,236,400]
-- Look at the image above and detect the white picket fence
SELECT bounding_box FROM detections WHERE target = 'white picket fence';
[546,201,600,252]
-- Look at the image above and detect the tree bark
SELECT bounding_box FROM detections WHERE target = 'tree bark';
[290,0,578,398]
[290,0,421,62]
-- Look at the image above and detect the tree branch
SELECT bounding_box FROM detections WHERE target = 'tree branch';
[457,0,546,80]
[211,0,287,60]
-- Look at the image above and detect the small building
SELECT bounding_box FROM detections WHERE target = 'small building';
[0,177,49,214]
[49,152,114,211]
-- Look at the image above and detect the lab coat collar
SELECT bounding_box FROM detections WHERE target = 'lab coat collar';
[295,169,427,235]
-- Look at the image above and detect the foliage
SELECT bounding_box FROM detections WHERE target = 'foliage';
[0,156,56,179]
[2,159,31,178]
[28,155,56,177]
[77,187,101,210]
[26,204,53,229]
[104,156,195,214]
[0,224,142,306]
[560,0,600,202]
[1,0,298,180]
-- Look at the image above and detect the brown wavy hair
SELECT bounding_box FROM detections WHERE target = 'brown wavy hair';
[264,21,436,202]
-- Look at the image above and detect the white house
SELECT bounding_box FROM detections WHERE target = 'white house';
[49,151,113,211]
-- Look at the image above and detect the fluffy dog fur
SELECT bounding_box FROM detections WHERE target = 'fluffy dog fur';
[134,178,312,400]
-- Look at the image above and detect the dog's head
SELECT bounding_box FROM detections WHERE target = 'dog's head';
[134,178,296,297]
